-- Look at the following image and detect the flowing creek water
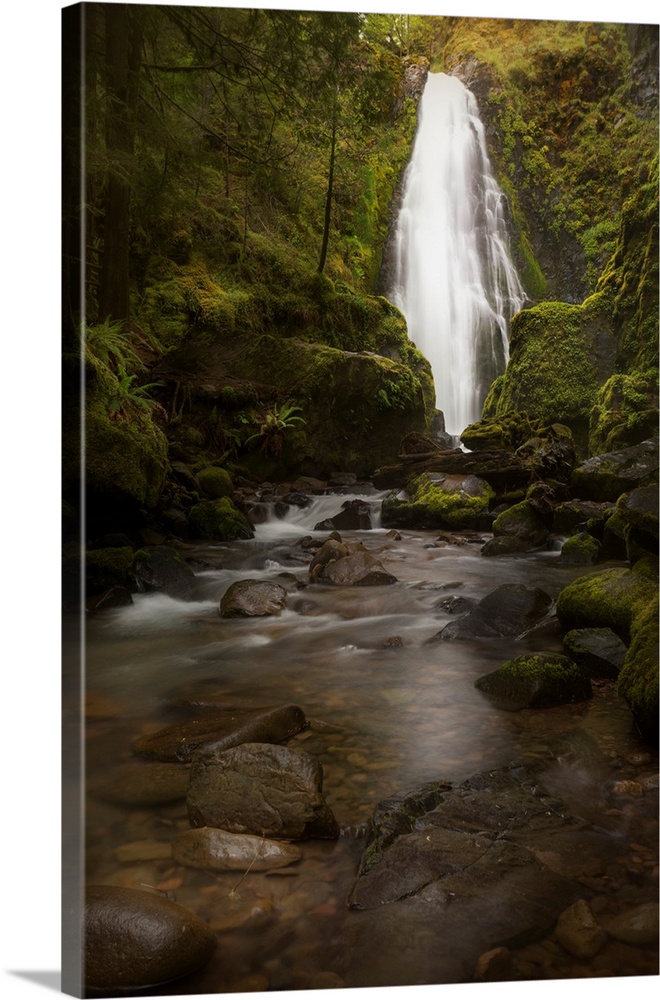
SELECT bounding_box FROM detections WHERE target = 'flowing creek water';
[68,491,659,993]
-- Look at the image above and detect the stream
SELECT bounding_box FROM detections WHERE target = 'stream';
[66,490,659,992]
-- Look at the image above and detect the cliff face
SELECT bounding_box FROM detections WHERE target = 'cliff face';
[437,18,658,454]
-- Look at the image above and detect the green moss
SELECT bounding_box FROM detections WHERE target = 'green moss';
[188,497,254,541]
[196,466,234,499]
[491,301,601,444]
[85,546,134,596]
[84,355,168,509]
[492,500,549,545]
[556,566,657,643]
[383,472,494,530]
[559,531,601,565]
[618,593,659,743]
[476,652,592,709]
[589,370,659,455]
[461,411,534,450]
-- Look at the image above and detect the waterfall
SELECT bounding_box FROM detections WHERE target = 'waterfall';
[389,72,526,438]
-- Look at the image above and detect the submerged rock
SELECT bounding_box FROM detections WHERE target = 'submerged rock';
[554,899,607,959]
[437,584,553,640]
[90,759,190,806]
[131,704,307,763]
[172,827,302,871]
[600,902,659,946]
[187,742,339,840]
[84,885,215,991]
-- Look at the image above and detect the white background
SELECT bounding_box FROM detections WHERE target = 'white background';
[0,1,656,998]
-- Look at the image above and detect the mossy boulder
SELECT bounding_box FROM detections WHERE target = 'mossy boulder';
[381,472,494,530]
[618,593,659,743]
[83,355,169,511]
[475,653,592,711]
[484,298,617,448]
[589,371,659,455]
[86,546,134,597]
[559,531,602,565]
[196,466,234,499]
[189,498,254,541]
[131,545,196,600]
[571,438,659,501]
[555,566,658,643]
[614,485,659,566]
[460,412,534,451]
[233,335,432,478]
[492,499,550,549]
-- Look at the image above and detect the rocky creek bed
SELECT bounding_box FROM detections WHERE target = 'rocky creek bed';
[66,486,658,995]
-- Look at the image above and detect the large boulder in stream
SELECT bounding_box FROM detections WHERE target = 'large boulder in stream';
[220,579,287,617]
[474,652,593,710]
[314,498,374,531]
[84,885,216,992]
[131,544,196,599]
[310,540,397,586]
[435,584,553,641]
[381,472,494,530]
[187,743,339,840]
[131,704,307,763]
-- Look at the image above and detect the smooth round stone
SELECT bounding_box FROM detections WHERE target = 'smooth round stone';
[172,826,302,871]
[84,885,216,991]
[601,902,659,946]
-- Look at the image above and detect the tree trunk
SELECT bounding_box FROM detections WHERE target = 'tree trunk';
[317,119,337,275]
[98,4,143,325]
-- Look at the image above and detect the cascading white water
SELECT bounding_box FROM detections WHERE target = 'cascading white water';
[389,72,526,437]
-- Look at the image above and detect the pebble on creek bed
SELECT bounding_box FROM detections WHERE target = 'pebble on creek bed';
[172,826,302,871]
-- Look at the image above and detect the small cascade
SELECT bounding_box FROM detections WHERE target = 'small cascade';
[389,72,526,437]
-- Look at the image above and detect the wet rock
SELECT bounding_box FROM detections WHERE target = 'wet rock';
[90,760,190,806]
[600,902,659,946]
[554,899,607,959]
[492,499,550,549]
[435,595,477,615]
[381,473,494,531]
[562,628,627,678]
[556,566,657,643]
[312,543,397,587]
[553,499,614,535]
[131,704,307,763]
[220,579,287,617]
[187,742,339,840]
[558,531,602,564]
[310,971,347,989]
[84,885,216,991]
[475,652,592,711]
[309,538,349,577]
[89,585,134,613]
[480,536,531,557]
[314,498,373,531]
[131,544,196,600]
[349,764,592,926]
[172,827,302,871]
[571,437,659,502]
[437,584,553,640]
